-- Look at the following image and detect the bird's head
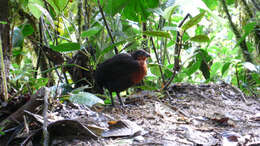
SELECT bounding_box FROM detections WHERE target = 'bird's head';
[131,49,150,60]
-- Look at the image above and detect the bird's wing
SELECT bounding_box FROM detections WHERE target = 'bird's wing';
[102,54,140,78]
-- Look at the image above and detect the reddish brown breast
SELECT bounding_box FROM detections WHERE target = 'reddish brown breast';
[132,59,147,84]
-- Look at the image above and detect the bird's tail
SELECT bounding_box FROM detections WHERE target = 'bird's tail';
[93,69,104,94]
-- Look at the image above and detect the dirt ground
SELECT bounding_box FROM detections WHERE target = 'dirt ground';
[1,83,260,146]
[49,83,260,145]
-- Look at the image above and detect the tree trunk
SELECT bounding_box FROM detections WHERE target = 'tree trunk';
[0,0,11,99]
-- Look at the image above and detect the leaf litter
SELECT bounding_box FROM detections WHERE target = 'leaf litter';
[1,82,260,145]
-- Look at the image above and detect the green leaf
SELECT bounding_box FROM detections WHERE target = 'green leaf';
[143,31,171,38]
[227,0,235,5]
[28,0,44,19]
[100,40,126,57]
[149,64,161,77]
[210,62,222,78]
[186,60,201,76]
[182,11,206,31]
[103,0,129,16]
[102,0,159,21]
[31,78,49,90]
[195,25,203,35]
[202,0,218,10]
[81,26,102,38]
[234,22,256,48]
[200,61,210,80]
[12,28,24,48]
[69,92,104,107]
[46,0,59,14]
[0,21,7,24]
[190,35,210,43]
[33,3,55,28]
[221,62,231,76]
[195,49,212,79]
[51,43,81,52]
[53,0,68,11]
[162,5,179,21]
[99,35,140,57]
[21,24,34,37]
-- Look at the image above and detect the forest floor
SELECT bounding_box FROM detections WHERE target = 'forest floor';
[1,82,260,146]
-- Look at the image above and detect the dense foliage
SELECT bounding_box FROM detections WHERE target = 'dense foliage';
[1,0,259,100]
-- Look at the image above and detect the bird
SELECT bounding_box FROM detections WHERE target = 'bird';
[95,49,150,106]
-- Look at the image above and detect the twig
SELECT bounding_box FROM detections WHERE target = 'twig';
[43,88,50,146]
[23,115,29,134]
[34,16,45,79]
[163,14,191,90]
[141,22,148,50]
[97,0,118,54]
[235,63,240,88]
[150,37,166,84]
[77,0,82,43]
[34,48,41,78]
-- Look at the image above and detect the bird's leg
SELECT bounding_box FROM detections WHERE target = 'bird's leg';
[109,91,115,106]
[116,92,125,106]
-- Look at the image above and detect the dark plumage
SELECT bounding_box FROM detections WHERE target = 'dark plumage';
[95,49,150,106]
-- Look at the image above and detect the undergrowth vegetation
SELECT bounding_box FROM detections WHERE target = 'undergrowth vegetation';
[1,0,259,100]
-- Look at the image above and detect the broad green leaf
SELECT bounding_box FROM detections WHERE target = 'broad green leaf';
[190,35,210,43]
[221,62,231,76]
[30,78,49,91]
[195,25,203,35]
[186,60,201,76]
[200,61,210,80]
[100,40,126,57]
[81,26,102,38]
[243,62,257,72]
[252,73,260,84]
[172,16,184,22]
[195,49,212,79]
[28,0,44,19]
[149,64,161,77]
[0,21,7,24]
[182,11,206,31]
[21,24,34,37]
[102,0,159,21]
[99,35,140,57]
[69,92,104,107]
[12,28,24,48]
[143,31,171,38]
[202,0,218,10]
[46,0,59,14]
[103,0,129,16]
[33,3,54,28]
[227,0,235,5]
[210,62,222,78]
[53,0,68,11]
[51,43,80,52]
[162,5,179,21]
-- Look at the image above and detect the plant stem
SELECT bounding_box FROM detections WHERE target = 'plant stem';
[97,0,118,54]
[0,36,8,102]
